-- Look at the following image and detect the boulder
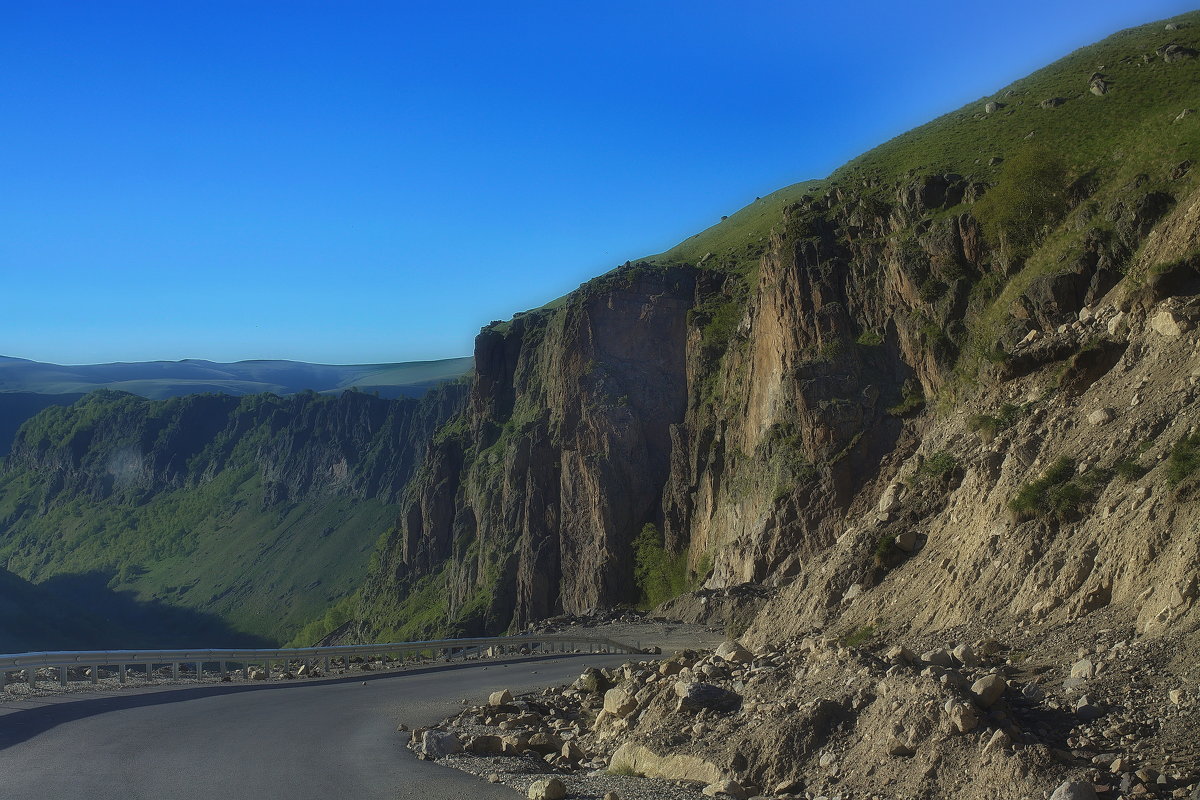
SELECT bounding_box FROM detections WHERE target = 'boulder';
[1049,781,1099,800]
[884,644,916,665]
[984,101,1003,113]
[894,531,918,552]
[970,674,1007,707]
[946,701,979,733]
[1087,408,1113,426]
[1070,658,1096,680]
[489,689,514,706]
[1040,97,1067,108]
[578,667,611,693]
[952,643,979,667]
[1151,309,1189,337]
[921,649,954,667]
[658,661,683,677]
[466,735,506,755]
[528,732,563,755]
[1089,77,1109,95]
[714,641,754,663]
[417,729,463,759]
[674,681,742,713]
[603,687,639,718]
[1162,44,1199,62]
[702,780,748,799]
[608,742,723,784]
[527,777,566,800]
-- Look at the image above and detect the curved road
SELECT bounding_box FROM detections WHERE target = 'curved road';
[0,653,630,800]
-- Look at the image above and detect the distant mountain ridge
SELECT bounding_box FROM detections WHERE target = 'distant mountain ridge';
[0,354,473,400]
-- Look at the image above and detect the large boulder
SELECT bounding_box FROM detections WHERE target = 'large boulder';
[1049,781,1099,800]
[674,681,742,713]
[527,777,566,800]
[578,667,611,693]
[970,674,1007,708]
[714,641,754,663]
[417,729,463,759]
[603,686,639,718]
[488,689,514,706]
[608,742,723,783]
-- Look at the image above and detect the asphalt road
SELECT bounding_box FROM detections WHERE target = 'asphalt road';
[0,653,631,800]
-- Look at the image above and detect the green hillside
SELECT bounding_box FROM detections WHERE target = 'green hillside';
[0,385,465,648]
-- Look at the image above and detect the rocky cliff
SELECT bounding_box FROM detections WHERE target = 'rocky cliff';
[354,11,1200,655]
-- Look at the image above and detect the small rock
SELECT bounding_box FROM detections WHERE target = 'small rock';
[894,531,918,552]
[1040,97,1067,109]
[1071,658,1096,680]
[983,728,1011,754]
[489,689,514,706]
[1088,408,1113,426]
[603,794,620,800]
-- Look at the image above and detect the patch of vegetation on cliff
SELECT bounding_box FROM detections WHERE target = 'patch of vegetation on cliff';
[1009,457,1113,522]
[969,403,1023,441]
[1166,432,1200,487]
[632,523,691,609]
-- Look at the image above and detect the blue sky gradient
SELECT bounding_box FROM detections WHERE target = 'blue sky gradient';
[2,0,1193,364]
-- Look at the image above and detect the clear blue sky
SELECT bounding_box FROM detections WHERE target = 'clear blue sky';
[1,0,1192,365]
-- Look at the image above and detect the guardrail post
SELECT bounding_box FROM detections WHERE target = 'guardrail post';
[91,665,99,685]
[119,664,127,684]
[220,661,227,679]
[59,666,67,687]
[28,669,36,690]
[146,662,153,682]
[171,662,178,680]
[195,661,202,680]
[0,670,6,691]
[323,656,330,674]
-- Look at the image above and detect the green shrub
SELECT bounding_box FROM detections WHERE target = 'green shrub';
[842,624,877,647]
[917,451,958,480]
[1113,458,1146,481]
[969,403,1022,439]
[873,531,895,564]
[856,330,884,347]
[888,380,925,417]
[1166,433,1200,487]
[973,145,1069,262]
[1009,457,1112,521]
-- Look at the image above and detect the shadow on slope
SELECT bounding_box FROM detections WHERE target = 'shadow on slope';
[10,571,275,652]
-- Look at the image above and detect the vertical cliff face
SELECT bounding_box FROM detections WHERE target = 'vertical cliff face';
[363,184,996,636]
[367,268,696,634]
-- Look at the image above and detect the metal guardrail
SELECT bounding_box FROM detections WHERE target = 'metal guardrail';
[0,634,641,691]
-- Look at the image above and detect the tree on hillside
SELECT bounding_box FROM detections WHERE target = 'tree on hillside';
[973,145,1069,267]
